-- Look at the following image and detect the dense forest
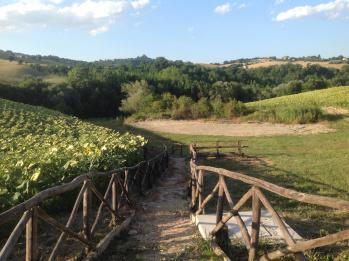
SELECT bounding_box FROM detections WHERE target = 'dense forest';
[0,52,349,119]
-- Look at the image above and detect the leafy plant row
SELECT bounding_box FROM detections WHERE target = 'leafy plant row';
[0,99,146,211]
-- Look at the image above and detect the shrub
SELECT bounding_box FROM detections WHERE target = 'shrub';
[191,97,211,119]
[246,104,322,124]
[120,80,152,114]
[210,98,225,118]
[172,96,193,119]
[277,104,322,124]
[224,99,248,119]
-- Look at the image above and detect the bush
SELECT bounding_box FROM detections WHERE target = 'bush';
[246,104,322,124]
[191,97,211,119]
[210,98,225,118]
[172,96,193,119]
[277,104,322,124]
[224,99,248,119]
[120,80,152,114]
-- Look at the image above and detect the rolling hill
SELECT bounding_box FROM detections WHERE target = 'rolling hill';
[0,59,66,83]
[247,86,349,110]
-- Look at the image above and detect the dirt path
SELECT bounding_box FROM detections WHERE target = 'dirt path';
[104,157,198,260]
[130,120,334,137]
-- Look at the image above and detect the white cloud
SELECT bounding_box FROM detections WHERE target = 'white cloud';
[131,0,149,9]
[214,3,232,15]
[90,25,108,36]
[0,0,150,35]
[275,0,349,21]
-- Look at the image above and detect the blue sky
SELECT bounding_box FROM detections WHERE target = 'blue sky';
[0,0,348,63]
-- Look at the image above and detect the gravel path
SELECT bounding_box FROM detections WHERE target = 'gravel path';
[104,157,198,260]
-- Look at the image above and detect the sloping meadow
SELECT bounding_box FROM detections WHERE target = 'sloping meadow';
[246,86,349,123]
[0,99,146,211]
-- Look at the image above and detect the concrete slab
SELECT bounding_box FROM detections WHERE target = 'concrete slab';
[195,210,302,242]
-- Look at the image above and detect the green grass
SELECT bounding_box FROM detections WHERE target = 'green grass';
[247,86,349,110]
[94,117,349,260]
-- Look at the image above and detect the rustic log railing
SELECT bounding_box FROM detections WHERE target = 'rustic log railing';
[0,145,169,261]
[170,143,184,157]
[189,144,349,261]
[192,140,248,159]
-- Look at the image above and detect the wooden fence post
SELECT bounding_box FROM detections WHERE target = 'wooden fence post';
[216,141,220,159]
[143,146,147,160]
[249,186,261,261]
[111,174,118,225]
[83,180,91,253]
[198,170,204,214]
[238,140,242,155]
[26,207,38,261]
[191,168,197,211]
[215,175,225,242]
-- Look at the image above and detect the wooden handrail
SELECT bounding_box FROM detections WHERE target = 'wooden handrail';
[0,145,169,261]
[190,141,248,160]
[0,146,167,225]
[192,163,349,211]
[189,142,349,260]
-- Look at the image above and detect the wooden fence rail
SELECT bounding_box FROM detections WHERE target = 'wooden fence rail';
[189,144,349,261]
[191,140,248,159]
[0,145,169,261]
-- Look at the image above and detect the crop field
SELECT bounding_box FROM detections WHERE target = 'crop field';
[0,98,146,211]
[247,59,347,70]
[202,59,348,70]
[0,59,66,83]
[247,86,349,110]
[0,59,32,82]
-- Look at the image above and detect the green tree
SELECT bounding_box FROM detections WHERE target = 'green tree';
[120,80,153,114]
[191,97,211,119]
[172,96,193,119]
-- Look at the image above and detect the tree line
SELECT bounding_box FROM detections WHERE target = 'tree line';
[0,56,349,118]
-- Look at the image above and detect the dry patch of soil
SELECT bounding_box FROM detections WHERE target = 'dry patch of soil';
[130,120,334,137]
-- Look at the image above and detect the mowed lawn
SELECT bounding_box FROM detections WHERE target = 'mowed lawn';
[94,117,349,259]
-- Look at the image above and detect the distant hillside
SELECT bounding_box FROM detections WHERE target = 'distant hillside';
[247,86,349,109]
[0,49,84,66]
[0,59,66,83]
[0,49,158,68]
[203,57,349,70]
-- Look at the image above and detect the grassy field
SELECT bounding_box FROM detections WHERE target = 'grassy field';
[0,59,66,83]
[247,86,349,110]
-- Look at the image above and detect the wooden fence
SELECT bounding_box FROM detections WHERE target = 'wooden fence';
[0,145,169,261]
[191,141,248,159]
[189,144,349,261]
